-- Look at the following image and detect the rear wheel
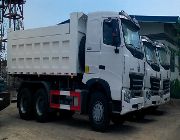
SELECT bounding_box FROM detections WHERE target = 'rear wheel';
[89,92,110,132]
[18,88,33,120]
[34,88,49,122]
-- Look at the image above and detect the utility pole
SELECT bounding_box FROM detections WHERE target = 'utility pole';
[0,0,25,78]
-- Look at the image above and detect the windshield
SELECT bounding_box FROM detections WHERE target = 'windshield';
[144,42,158,64]
[122,19,141,49]
[157,48,170,66]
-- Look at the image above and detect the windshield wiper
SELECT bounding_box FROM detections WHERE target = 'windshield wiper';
[126,43,144,59]
[127,43,141,50]
[126,43,134,47]
[147,59,159,66]
[147,60,153,64]
[161,63,170,70]
[147,60,160,72]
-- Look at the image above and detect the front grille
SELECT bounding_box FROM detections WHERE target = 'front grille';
[150,77,160,91]
[129,73,144,90]
[151,91,159,96]
[131,90,143,98]
[163,79,170,94]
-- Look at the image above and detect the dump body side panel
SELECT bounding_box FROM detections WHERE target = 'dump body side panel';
[7,12,87,76]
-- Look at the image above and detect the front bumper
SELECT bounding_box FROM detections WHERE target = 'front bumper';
[143,89,161,108]
[151,95,161,106]
[0,91,10,111]
[121,89,144,115]
[163,92,170,103]
[160,90,170,104]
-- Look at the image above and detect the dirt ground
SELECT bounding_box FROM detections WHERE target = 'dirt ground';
[0,100,180,140]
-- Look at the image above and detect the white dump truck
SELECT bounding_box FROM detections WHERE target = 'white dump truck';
[141,36,161,108]
[7,11,145,131]
[155,41,171,104]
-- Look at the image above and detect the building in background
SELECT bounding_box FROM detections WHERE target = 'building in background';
[131,15,180,80]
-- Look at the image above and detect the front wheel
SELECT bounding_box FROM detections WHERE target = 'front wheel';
[134,110,145,121]
[34,88,49,122]
[89,92,110,132]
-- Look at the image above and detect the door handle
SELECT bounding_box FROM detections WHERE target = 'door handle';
[87,47,92,50]
[99,65,105,70]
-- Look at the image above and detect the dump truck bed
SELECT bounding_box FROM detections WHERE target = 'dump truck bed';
[7,12,87,76]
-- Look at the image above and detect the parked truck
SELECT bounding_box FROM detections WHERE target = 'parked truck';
[141,36,161,108]
[155,41,171,104]
[0,77,10,111]
[7,11,145,131]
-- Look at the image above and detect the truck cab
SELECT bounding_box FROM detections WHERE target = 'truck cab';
[155,42,171,104]
[141,36,161,108]
[83,11,144,115]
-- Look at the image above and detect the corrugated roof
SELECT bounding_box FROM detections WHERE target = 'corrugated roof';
[58,19,70,25]
[130,15,180,23]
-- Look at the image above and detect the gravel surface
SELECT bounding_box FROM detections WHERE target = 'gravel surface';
[0,100,180,140]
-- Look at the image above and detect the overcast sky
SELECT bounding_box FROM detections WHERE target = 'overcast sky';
[24,0,180,29]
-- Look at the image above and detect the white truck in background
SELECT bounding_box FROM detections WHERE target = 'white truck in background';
[155,41,171,104]
[7,11,145,131]
[141,36,161,108]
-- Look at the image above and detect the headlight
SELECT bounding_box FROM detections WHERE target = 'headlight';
[124,90,131,103]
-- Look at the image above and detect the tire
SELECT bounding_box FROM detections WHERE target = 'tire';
[148,106,159,114]
[111,114,125,125]
[89,92,110,132]
[34,88,49,122]
[151,106,159,110]
[17,88,33,120]
[134,110,145,121]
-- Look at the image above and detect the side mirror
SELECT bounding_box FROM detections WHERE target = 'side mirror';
[104,18,120,53]
[112,33,120,54]
[112,20,120,54]
[112,32,120,46]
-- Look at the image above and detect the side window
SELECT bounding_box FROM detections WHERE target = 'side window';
[103,19,120,46]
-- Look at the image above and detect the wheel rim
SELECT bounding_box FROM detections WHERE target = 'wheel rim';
[20,96,28,114]
[92,101,104,123]
[36,96,45,116]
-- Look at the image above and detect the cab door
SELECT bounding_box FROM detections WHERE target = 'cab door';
[100,18,124,100]
[85,18,101,74]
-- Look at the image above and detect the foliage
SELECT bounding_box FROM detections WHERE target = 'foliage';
[170,79,180,99]
[175,24,180,54]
